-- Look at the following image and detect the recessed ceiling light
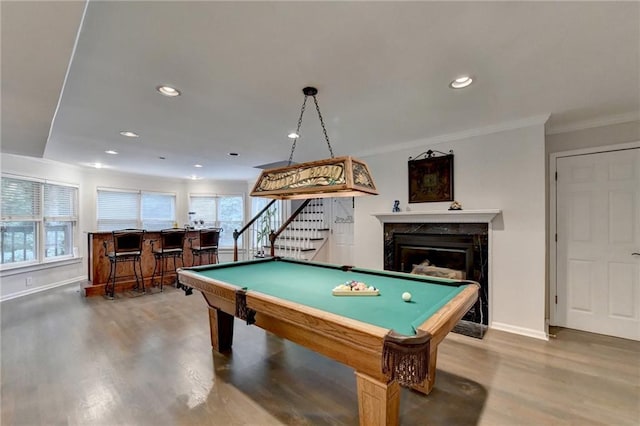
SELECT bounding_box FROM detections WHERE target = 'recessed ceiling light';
[288,132,299,139]
[105,150,118,155]
[190,175,202,180]
[93,163,103,169]
[194,164,203,168]
[228,152,239,156]
[120,130,139,138]
[156,85,181,97]
[449,76,473,89]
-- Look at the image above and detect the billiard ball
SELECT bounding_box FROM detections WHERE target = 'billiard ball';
[402,292,412,302]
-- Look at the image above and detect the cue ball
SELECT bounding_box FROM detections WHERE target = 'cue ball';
[402,292,412,302]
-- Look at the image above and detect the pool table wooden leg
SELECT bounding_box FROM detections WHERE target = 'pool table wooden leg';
[355,372,400,426]
[208,307,234,352]
[410,345,438,395]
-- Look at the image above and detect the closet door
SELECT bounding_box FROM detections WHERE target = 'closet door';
[556,147,640,340]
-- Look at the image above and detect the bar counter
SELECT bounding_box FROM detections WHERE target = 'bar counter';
[85,230,201,297]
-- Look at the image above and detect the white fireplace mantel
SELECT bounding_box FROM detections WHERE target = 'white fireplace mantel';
[372,209,501,224]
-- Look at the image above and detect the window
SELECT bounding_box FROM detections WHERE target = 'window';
[96,189,138,231]
[1,175,78,267]
[1,221,36,264]
[217,195,243,248]
[189,194,244,248]
[44,183,77,258]
[97,189,175,231]
[141,192,175,230]
[189,196,216,227]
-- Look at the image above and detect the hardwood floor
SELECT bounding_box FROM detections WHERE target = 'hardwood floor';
[2,283,639,425]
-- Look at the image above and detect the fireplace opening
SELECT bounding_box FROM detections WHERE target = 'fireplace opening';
[394,234,475,276]
[384,225,489,338]
[398,246,471,280]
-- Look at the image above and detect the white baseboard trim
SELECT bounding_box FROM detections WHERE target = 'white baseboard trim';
[491,321,549,341]
[0,276,84,302]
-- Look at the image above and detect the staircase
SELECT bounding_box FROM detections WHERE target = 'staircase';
[267,199,330,260]
[235,198,330,262]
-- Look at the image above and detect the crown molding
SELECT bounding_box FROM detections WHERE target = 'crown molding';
[356,114,550,158]
[546,111,640,135]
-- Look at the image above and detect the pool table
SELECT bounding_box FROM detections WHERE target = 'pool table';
[177,257,478,426]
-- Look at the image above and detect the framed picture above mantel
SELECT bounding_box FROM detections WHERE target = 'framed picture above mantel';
[408,150,454,203]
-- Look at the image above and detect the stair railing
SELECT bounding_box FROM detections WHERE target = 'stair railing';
[268,199,312,257]
[233,199,277,261]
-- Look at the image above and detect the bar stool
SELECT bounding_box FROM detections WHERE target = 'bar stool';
[150,228,186,292]
[189,228,221,266]
[104,229,145,299]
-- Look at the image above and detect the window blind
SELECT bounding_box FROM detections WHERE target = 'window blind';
[96,190,139,231]
[1,177,42,220]
[44,183,78,220]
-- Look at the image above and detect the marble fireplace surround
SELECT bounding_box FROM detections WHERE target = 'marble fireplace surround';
[372,209,501,337]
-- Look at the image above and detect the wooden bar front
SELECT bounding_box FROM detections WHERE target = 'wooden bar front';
[85,230,202,297]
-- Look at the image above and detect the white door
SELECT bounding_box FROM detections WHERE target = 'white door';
[331,197,354,265]
[556,147,640,340]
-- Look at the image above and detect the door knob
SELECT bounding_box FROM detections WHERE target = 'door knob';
[633,252,640,256]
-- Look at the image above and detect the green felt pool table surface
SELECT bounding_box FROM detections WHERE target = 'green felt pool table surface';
[189,257,470,336]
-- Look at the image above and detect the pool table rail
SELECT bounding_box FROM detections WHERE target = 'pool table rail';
[178,267,393,381]
[416,283,480,346]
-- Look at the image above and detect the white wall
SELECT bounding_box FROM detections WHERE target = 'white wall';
[0,153,249,300]
[354,124,548,339]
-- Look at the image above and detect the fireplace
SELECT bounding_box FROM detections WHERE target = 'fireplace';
[383,222,490,338]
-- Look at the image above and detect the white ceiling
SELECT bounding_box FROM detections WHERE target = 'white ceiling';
[2,1,639,181]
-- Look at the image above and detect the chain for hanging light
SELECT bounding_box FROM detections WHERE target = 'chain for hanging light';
[287,87,335,166]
